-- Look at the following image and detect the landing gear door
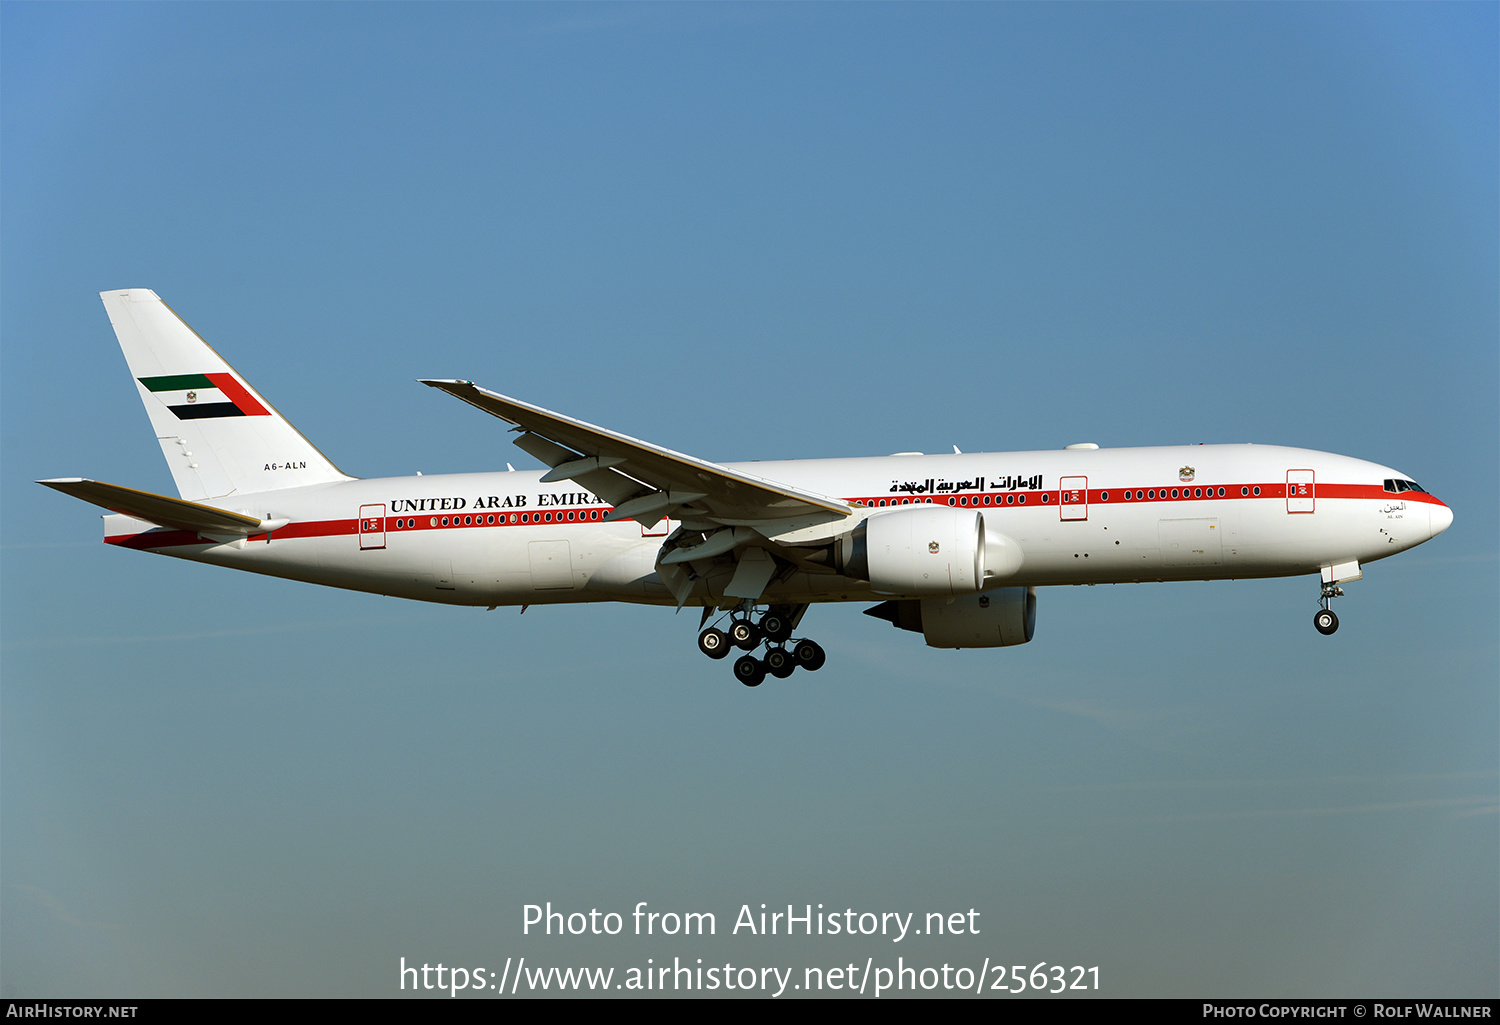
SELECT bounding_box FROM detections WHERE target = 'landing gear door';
[359,504,386,549]
[1059,477,1088,521]
[1286,470,1315,513]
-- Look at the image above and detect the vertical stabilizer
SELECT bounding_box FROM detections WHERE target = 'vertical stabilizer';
[101,289,352,500]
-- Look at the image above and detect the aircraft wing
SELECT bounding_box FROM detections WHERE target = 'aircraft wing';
[419,380,852,535]
[37,478,288,538]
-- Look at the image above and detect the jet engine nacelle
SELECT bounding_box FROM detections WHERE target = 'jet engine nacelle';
[835,506,1024,596]
[865,586,1037,649]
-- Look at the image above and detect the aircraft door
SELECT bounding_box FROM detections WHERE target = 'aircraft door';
[1286,470,1315,513]
[359,504,386,549]
[1059,477,1088,521]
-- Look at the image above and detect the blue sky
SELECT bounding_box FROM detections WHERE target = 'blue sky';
[3,2,1495,997]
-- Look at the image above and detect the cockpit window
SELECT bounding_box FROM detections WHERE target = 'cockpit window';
[1383,479,1426,494]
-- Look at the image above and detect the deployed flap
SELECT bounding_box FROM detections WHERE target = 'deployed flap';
[724,547,779,601]
[37,478,287,538]
[420,380,851,529]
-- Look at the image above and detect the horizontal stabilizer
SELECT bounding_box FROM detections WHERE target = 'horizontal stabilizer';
[37,478,287,538]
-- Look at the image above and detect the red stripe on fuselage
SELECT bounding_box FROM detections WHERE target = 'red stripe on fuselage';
[873,482,1448,509]
[101,483,1446,550]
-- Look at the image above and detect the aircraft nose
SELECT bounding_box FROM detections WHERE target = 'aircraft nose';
[1430,501,1454,537]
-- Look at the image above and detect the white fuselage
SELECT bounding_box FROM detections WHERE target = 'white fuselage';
[102,443,1451,609]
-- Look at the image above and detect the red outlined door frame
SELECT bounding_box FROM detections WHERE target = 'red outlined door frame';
[1059,476,1088,520]
[1286,470,1315,513]
[359,504,386,548]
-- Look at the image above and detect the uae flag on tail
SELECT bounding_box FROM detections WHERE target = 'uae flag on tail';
[138,373,270,420]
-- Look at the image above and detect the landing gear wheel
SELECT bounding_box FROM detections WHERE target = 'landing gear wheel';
[698,627,731,660]
[734,655,766,687]
[729,619,762,651]
[765,647,795,679]
[791,639,826,672]
[1313,609,1339,635]
[760,611,793,644]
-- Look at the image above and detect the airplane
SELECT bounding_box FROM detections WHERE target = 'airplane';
[40,289,1454,686]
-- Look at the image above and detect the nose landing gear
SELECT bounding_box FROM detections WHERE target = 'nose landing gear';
[1314,582,1343,635]
[698,603,822,685]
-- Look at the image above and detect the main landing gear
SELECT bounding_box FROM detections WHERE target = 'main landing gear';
[698,605,824,686]
[1313,581,1343,636]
